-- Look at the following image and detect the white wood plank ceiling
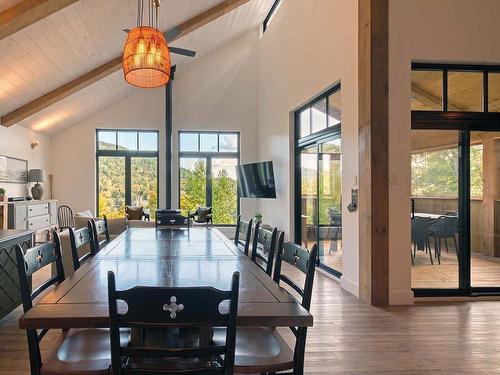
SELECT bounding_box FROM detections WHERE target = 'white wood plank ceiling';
[0,0,273,136]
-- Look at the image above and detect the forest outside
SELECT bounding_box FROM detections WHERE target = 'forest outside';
[180,159,238,224]
[98,156,158,219]
[412,144,483,198]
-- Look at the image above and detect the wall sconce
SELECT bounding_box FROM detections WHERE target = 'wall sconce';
[31,141,40,149]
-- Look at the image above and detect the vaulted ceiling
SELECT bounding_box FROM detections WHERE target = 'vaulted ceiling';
[0,0,273,136]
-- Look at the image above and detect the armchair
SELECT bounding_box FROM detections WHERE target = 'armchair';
[125,206,150,221]
[188,206,213,226]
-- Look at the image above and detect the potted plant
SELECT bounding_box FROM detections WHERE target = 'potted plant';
[254,212,263,223]
[0,188,6,202]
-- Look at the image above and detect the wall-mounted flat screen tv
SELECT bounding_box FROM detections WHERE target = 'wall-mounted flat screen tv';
[236,161,276,198]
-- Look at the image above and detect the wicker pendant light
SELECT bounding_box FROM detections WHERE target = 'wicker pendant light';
[122,0,171,88]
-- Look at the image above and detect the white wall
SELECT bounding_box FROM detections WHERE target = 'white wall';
[0,126,51,198]
[389,0,500,304]
[257,0,359,296]
[172,31,259,219]
[50,87,166,214]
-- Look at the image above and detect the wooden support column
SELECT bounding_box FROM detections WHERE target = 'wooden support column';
[358,0,389,306]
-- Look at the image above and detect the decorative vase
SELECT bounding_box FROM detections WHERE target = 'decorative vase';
[31,183,44,200]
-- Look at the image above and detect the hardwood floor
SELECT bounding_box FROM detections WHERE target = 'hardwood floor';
[4,264,500,374]
[412,247,500,288]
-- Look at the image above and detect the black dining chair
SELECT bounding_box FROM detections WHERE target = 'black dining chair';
[411,216,434,265]
[88,216,110,255]
[57,204,74,231]
[16,241,115,375]
[326,208,342,255]
[214,242,317,375]
[234,216,253,256]
[68,226,93,271]
[250,222,281,277]
[430,215,459,261]
[107,270,240,374]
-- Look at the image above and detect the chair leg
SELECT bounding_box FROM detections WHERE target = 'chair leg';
[427,240,433,265]
[436,237,441,265]
[445,238,449,253]
[453,235,459,258]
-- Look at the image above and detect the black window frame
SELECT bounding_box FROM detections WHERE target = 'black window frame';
[262,0,282,33]
[412,62,500,117]
[411,62,500,298]
[96,129,160,217]
[178,131,240,226]
[296,83,342,146]
[294,83,342,278]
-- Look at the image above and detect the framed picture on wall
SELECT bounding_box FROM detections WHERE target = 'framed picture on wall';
[0,155,28,184]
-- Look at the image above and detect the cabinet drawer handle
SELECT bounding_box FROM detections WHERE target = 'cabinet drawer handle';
[29,208,33,212]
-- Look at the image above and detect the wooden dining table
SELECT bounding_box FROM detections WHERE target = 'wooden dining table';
[19,227,312,330]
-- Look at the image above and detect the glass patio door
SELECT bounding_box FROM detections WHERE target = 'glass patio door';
[299,146,318,250]
[470,131,500,288]
[298,135,343,276]
[318,138,342,273]
[410,130,461,290]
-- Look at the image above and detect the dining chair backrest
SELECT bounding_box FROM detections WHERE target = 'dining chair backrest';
[108,270,240,375]
[68,226,93,271]
[57,204,74,231]
[411,216,433,243]
[250,222,280,277]
[234,216,253,256]
[272,242,317,374]
[15,240,65,375]
[430,215,458,237]
[88,216,110,255]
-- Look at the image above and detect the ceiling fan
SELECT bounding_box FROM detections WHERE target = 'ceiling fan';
[123,28,197,58]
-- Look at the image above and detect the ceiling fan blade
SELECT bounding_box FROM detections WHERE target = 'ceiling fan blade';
[170,47,196,58]
[164,27,181,41]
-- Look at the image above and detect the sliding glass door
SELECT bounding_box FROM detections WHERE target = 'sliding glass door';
[318,139,342,272]
[410,130,461,290]
[299,146,318,250]
[470,131,500,288]
[297,135,343,276]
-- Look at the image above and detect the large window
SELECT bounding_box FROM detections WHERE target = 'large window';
[411,63,500,112]
[96,130,159,219]
[297,85,341,140]
[295,84,343,277]
[178,131,239,225]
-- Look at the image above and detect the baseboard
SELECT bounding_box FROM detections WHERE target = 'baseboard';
[389,289,415,305]
[340,276,359,297]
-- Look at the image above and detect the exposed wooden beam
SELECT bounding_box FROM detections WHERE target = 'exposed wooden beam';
[1,57,122,127]
[1,0,250,127]
[0,0,78,41]
[411,83,461,111]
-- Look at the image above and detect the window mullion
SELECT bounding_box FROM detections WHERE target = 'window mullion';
[206,156,213,207]
[125,156,132,207]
